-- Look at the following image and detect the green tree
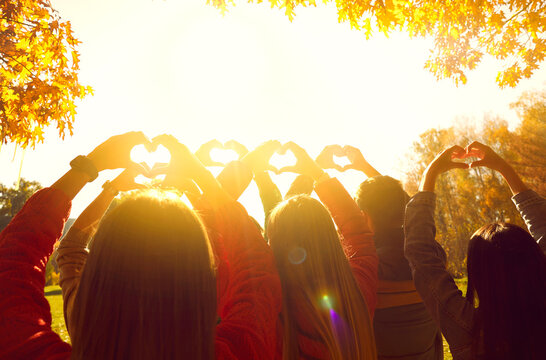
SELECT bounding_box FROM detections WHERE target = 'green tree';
[219,0,546,87]
[0,178,42,220]
[1,0,92,148]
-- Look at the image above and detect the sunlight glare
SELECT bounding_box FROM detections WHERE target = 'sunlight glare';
[210,148,240,165]
[270,151,297,171]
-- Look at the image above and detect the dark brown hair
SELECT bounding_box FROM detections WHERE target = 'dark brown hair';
[467,222,546,360]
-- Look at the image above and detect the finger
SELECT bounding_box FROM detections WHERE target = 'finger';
[450,161,470,170]
[449,145,466,159]
[128,161,151,177]
[148,165,169,178]
[342,164,357,171]
[205,139,223,148]
[152,134,182,152]
[332,164,344,172]
[278,166,299,174]
[469,160,486,168]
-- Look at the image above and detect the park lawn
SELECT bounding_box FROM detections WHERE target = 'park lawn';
[45,285,70,344]
[45,278,469,357]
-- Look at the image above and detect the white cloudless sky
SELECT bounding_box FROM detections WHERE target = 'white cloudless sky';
[1,0,545,221]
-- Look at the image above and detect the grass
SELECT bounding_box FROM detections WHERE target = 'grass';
[45,285,70,344]
[45,279,469,357]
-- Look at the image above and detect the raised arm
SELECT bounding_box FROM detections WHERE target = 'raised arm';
[405,145,475,358]
[282,142,379,314]
[0,131,150,359]
[57,169,144,337]
[153,135,282,360]
[465,141,545,251]
[315,177,378,315]
[342,145,382,177]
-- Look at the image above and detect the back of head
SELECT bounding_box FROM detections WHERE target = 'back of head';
[355,176,412,281]
[71,190,217,360]
[267,195,376,360]
[467,222,546,360]
[355,176,409,231]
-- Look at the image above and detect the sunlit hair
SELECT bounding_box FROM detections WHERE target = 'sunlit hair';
[267,195,377,360]
[466,222,546,360]
[71,190,217,360]
[355,176,409,230]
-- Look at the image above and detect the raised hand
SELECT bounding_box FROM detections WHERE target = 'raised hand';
[465,141,528,195]
[465,141,509,172]
[242,140,281,173]
[87,131,152,174]
[152,135,209,187]
[315,145,344,171]
[195,139,224,167]
[419,145,468,192]
[342,145,382,177]
[225,140,249,159]
[109,168,147,192]
[278,142,325,181]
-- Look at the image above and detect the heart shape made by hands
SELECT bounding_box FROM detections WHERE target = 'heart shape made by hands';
[269,145,298,174]
[195,140,247,167]
[130,144,171,183]
[131,144,171,170]
[316,145,353,171]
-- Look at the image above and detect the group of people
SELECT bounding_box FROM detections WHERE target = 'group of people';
[0,132,544,360]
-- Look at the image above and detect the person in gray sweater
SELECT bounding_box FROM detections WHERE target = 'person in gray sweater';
[404,141,546,360]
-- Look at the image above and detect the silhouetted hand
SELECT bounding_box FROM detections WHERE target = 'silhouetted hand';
[242,140,281,173]
[195,139,224,167]
[278,142,325,181]
[465,141,509,172]
[315,145,344,171]
[225,140,249,159]
[87,131,152,174]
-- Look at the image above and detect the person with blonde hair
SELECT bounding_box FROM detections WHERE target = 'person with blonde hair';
[266,142,379,360]
[0,132,281,360]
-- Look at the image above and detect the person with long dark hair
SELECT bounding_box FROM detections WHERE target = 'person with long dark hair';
[0,132,281,360]
[404,141,546,360]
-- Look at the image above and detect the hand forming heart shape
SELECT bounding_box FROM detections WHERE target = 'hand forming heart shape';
[195,140,248,167]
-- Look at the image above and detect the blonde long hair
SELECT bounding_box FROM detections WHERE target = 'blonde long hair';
[268,195,377,360]
[71,191,217,360]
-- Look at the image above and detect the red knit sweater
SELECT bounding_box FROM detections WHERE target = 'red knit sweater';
[0,188,281,359]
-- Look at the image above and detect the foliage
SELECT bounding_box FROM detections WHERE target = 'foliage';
[215,0,546,87]
[0,0,92,148]
[0,177,42,220]
[402,90,545,276]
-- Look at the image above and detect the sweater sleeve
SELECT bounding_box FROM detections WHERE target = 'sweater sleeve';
[56,226,92,337]
[0,188,72,359]
[216,161,254,201]
[512,189,546,253]
[254,171,283,225]
[199,200,282,360]
[404,191,474,359]
[314,177,379,316]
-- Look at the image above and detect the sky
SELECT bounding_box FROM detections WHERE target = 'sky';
[1,0,545,221]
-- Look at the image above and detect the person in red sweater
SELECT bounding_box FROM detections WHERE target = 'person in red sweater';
[0,132,281,360]
[266,142,379,360]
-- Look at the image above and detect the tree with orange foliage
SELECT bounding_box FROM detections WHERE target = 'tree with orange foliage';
[0,0,92,148]
[215,0,545,87]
